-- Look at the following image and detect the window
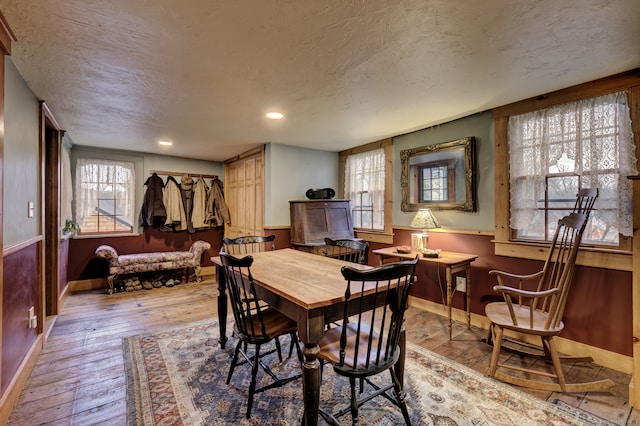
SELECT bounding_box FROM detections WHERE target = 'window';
[351,191,374,229]
[340,139,393,244]
[75,158,136,235]
[418,161,453,202]
[508,90,636,247]
[344,148,385,231]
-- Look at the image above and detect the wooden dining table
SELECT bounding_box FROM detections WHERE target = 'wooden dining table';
[211,248,408,426]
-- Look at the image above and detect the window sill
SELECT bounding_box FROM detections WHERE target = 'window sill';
[354,230,394,245]
[493,240,632,271]
[74,232,140,239]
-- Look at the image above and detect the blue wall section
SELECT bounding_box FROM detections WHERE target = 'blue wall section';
[4,58,41,246]
[265,143,339,226]
[393,110,494,231]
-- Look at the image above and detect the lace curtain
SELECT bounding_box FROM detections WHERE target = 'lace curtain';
[344,148,385,230]
[75,158,136,232]
[508,90,636,239]
[61,146,73,224]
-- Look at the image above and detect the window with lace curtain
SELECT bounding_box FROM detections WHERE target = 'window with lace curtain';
[344,148,385,230]
[75,158,136,235]
[340,140,392,243]
[508,90,636,247]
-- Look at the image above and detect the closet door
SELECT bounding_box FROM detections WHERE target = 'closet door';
[224,147,264,238]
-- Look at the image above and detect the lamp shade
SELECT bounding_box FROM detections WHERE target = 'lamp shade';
[410,209,440,230]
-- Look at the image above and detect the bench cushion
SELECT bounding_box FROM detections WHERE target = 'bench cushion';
[95,241,211,276]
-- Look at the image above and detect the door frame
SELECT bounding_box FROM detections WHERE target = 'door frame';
[41,101,62,334]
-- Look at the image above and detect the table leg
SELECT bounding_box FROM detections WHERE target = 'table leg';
[466,265,472,329]
[446,266,453,339]
[216,263,228,348]
[302,343,321,426]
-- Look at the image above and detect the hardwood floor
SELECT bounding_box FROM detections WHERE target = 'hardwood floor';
[6,277,640,425]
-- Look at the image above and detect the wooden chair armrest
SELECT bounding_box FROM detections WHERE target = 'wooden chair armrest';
[489,269,544,281]
[493,285,559,299]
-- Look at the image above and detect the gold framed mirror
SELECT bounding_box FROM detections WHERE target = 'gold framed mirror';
[400,136,476,212]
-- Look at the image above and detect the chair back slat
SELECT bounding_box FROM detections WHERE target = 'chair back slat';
[517,188,598,329]
[335,256,418,374]
[323,237,369,264]
[539,213,586,329]
[573,187,598,216]
[222,235,276,256]
[220,253,270,341]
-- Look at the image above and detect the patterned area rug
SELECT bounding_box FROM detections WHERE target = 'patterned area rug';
[123,319,610,425]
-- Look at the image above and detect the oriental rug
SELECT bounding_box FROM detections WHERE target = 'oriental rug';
[124,319,611,425]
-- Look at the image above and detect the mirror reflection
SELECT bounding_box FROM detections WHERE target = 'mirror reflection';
[401,136,476,212]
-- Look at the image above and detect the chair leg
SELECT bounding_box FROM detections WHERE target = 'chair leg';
[287,333,299,359]
[390,367,412,426]
[291,333,303,362]
[487,323,503,377]
[482,323,494,345]
[349,376,359,425]
[246,343,262,419]
[275,337,283,362]
[486,327,615,392]
[545,336,568,392]
[226,340,242,384]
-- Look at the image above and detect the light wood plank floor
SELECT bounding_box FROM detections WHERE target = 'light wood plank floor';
[7,277,640,425]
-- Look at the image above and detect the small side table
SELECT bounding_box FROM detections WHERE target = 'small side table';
[372,246,478,339]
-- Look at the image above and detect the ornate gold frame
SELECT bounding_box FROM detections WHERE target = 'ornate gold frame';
[400,136,476,212]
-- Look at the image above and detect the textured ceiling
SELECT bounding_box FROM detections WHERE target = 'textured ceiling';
[1,1,639,161]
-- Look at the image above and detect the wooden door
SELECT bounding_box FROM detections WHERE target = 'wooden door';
[224,147,264,238]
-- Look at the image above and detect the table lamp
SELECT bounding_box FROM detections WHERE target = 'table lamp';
[410,209,440,252]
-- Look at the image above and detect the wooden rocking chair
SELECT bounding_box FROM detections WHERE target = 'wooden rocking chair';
[485,188,614,392]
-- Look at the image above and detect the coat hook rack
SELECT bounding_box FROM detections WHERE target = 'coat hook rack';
[150,170,219,179]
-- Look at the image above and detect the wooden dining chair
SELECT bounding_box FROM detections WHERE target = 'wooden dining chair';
[318,256,418,426]
[221,234,296,357]
[485,188,614,392]
[222,234,276,255]
[323,237,369,264]
[220,253,303,419]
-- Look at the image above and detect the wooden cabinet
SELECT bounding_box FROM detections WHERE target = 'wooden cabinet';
[224,148,264,238]
[289,200,354,247]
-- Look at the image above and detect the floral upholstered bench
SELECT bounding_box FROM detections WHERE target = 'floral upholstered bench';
[95,240,211,294]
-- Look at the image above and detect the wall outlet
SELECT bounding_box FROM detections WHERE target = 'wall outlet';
[455,276,467,293]
[28,306,37,329]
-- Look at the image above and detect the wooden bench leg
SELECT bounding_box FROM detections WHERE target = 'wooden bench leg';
[107,275,116,294]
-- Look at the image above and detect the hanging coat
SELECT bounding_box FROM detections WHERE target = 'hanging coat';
[205,177,230,227]
[192,177,209,230]
[139,173,167,227]
[180,174,196,233]
[163,176,186,230]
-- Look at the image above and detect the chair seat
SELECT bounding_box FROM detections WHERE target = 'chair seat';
[485,302,564,336]
[236,308,298,342]
[319,322,397,375]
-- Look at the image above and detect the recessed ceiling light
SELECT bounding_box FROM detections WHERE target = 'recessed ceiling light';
[158,139,173,146]
[266,112,284,120]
